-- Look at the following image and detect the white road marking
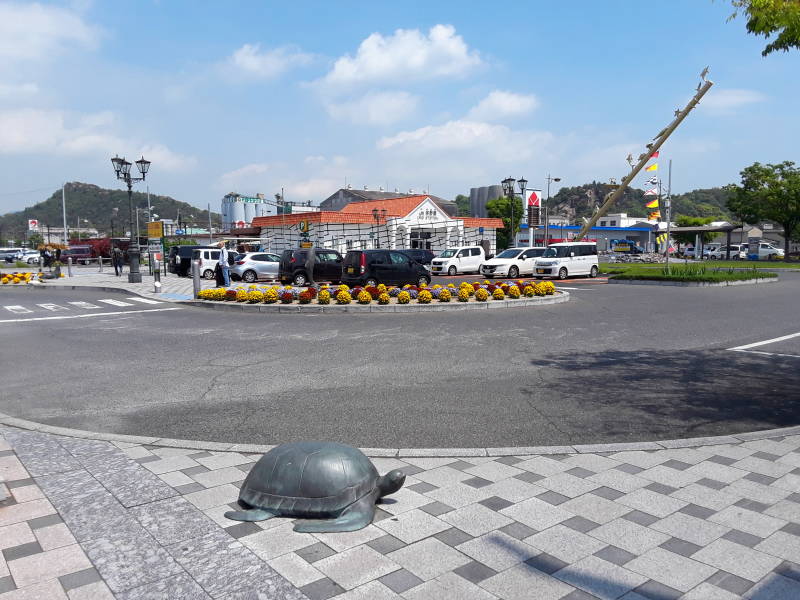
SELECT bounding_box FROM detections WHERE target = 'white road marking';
[126,297,162,304]
[731,349,800,359]
[553,286,593,291]
[97,298,133,307]
[37,303,69,312]
[728,332,800,351]
[0,307,182,324]
[68,301,100,309]
[4,305,32,314]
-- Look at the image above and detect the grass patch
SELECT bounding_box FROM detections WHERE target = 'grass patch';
[604,263,777,282]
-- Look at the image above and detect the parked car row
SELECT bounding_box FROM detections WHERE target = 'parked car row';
[167,242,602,285]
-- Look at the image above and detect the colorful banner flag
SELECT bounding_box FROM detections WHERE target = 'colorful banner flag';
[646,176,659,185]
[644,188,658,197]
[646,198,659,208]
[645,164,658,172]
[650,151,660,158]
[657,233,667,244]
[649,211,661,219]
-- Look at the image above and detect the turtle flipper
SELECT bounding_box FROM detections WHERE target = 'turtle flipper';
[293,496,374,533]
[224,508,276,522]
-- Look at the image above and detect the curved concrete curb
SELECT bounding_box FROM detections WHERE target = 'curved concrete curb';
[2,411,798,458]
[0,283,185,302]
[184,291,570,313]
[607,277,778,287]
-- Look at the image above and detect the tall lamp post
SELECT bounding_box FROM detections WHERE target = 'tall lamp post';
[544,175,561,245]
[501,177,526,248]
[111,155,151,283]
[371,208,387,248]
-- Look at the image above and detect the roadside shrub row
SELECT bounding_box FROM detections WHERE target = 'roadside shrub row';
[605,263,778,282]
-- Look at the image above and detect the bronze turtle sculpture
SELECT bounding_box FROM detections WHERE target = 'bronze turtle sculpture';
[224,441,405,533]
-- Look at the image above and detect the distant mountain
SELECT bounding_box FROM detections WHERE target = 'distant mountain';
[0,182,220,240]
[548,183,732,222]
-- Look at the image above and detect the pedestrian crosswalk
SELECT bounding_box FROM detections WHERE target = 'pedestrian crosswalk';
[3,297,163,315]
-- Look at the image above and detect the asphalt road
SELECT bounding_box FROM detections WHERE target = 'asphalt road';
[1,277,799,448]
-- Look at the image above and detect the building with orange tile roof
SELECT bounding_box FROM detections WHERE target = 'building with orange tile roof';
[251,195,504,255]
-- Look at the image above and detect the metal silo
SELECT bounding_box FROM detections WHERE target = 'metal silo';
[230,199,246,228]
[244,201,255,224]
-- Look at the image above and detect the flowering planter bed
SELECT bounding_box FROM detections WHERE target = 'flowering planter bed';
[0,271,60,285]
[192,281,569,312]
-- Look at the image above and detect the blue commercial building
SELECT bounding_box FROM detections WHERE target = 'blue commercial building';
[515,224,655,251]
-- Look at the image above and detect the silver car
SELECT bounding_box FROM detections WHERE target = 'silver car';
[231,252,281,282]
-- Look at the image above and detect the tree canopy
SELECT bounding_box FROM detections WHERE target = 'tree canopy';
[728,0,800,56]
[486,195,524,249]
[727,161,800,254]
[672,216,720,246]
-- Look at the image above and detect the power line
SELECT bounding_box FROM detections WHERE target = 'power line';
[0,184,62,197]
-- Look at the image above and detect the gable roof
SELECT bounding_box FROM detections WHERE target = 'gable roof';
[339,195,430,217]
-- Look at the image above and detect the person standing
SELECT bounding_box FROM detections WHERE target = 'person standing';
[218,241,230,287]
[112,246,123,276]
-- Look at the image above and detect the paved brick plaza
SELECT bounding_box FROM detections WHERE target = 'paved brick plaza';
[3,425,800,599]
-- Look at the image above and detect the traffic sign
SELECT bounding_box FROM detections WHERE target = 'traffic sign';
[479,227,484,234]
[175,229,184,235]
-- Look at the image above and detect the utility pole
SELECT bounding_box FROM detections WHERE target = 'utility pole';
[61,183,68,246]
[665,159,673,269]
[208,203,212,241]
[575,74,713,241]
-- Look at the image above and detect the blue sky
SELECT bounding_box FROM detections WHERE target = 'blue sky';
[1,0,798,216]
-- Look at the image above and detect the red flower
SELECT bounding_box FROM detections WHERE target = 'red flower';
[298,291,312,304]
[225,289,238,300]
[365,286,380,299]
[279,292,293,304]
[472,282,481,290]
[487,284,497,292]
[305,287,318,298]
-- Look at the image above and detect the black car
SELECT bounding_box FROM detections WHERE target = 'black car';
[395,248,435,267]
[341,250,431,287]
[278,248,344,285]
[167,245,217,276]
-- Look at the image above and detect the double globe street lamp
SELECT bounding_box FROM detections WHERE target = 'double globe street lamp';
[501,177,527,248]
[111,155,151,283]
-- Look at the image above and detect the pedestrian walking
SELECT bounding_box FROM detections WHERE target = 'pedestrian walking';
[217,241,231,287]
[112,246,123,276]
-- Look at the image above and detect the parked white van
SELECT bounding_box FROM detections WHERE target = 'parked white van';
[191,248,224,279]
[752,242,784,261]
[534,242,599,279]
[430,246,486,275]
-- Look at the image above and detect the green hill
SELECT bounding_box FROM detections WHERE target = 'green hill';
[548,183,732,222]
[0,182,220,243]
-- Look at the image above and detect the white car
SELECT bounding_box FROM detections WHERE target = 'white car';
[430,246,486,275]
[534,242,599,279]
[17,250,42,264]
[707,245,746,260]
[480,247,546,278]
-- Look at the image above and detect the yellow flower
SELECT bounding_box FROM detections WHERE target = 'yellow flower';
[357,290,372,304]
[417,290,433,304]
[492,288,505,300]
[336,290,352,304]
[318,289,331,304]
[439,289,451,302]
[378,293,390,305]
[397,291,411,304]
[508,285,521,299]
[475,288,489,301]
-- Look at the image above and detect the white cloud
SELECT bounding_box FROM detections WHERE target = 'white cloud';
[699,88,766,115]
[287,178,343,200]
[229,43,313,79]
[0,2,99,63]
[220,163,272,184]
[326,91,419,125]
[319,24,481,88]
[0,108,195,171]
[467,90,538,122]
[0,82,38,97]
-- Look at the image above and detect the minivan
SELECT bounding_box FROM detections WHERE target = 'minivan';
[430,246,486,275]
[278,248,344,285]
[191,248,225,279]
[167,245,217,276]
[342,250,431,287]
[534,242,599,279]
[61,245,93,265]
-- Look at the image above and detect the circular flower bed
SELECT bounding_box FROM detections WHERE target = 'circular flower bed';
[194,280,561,308]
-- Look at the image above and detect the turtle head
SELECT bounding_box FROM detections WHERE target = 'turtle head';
[377,470,406,497]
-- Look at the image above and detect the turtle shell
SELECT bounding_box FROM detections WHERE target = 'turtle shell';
[238,441,379,517]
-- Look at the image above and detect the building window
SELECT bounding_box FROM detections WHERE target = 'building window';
[600,221,606,226]
[610,220,617,226]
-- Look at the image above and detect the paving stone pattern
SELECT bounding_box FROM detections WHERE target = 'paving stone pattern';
[3,427,800,599]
